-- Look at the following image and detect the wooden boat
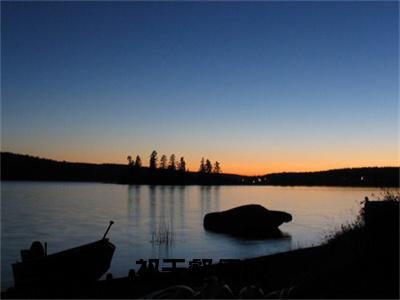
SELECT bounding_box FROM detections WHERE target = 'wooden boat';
[12,221,116,288]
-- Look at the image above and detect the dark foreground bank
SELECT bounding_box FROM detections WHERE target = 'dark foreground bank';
[2,200,398,299]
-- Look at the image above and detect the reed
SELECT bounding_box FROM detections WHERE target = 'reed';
[151,221,174,246]
[373,188,400,202]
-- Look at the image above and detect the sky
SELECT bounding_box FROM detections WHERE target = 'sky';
[1,1,399,175]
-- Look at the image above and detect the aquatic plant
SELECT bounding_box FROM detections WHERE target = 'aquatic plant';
[151,221,174,246]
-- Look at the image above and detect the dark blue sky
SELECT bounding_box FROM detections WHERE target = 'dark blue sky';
[2,2,398,174]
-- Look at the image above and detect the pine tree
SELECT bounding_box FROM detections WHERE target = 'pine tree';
[168,154,176,170]
[149,150,158,169]
[213,161,221,173]
[205,159,213,173]
[135,155,142,168]
[178,157,186,172]
[127,155,133,166]
[160,155,168,169]
[199,157,206,173]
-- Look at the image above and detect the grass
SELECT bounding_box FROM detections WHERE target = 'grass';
[151,221,174,246]
[315,196,399,298]
[327,189,399,243]
[324,190,399,256]
[373,188,400,202]
[323,200,364,247]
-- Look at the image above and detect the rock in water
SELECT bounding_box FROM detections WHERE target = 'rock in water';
[203,204,292,237]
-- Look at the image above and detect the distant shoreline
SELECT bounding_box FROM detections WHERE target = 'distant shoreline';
[2,180,397,189]
[1,152,399,187]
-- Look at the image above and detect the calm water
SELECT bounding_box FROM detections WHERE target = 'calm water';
[1,182,381,290]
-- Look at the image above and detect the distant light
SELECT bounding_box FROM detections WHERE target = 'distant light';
[361,176,364,181]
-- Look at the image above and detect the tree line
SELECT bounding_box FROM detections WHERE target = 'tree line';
[127,151,222,174]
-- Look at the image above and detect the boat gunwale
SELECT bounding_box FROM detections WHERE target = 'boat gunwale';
[13,238,115,265]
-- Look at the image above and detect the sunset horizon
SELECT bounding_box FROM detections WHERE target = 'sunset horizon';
[1,1,399,298]
[2,1,398,177]
[1,149,398,176]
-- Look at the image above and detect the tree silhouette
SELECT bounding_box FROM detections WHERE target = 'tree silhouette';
[205,159,213,173]
[160,155,168,169]
[135,155,142,168]
[168,154,176,170]
[199,157,206,173]
[178,157,186,172]
[149,151,158,169]
[127,156,133,167]
[213,161,221,173]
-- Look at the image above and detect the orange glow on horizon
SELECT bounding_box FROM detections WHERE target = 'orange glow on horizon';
[8,148,399,176]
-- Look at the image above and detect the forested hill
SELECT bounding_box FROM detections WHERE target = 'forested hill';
[1,152,399,187]
[0,152,244,185]
[261,168,399,187]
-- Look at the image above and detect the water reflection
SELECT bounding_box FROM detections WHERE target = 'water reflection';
[200,186,211,214]
[213,186,221,212]
[178,186,186,228]
[2,182,378,289]
[127,185,142,227]
[167,186,176,229]
[149,186,157,234]
[159,185,166,221]
[199,186,221,217]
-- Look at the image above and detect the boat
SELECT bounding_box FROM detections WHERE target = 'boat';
[12,221,116,288]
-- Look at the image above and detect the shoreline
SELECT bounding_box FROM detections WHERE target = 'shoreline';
[2,152,399,187]
[0,244,330,298]
[3,200,399,299]
[1,179,398,189]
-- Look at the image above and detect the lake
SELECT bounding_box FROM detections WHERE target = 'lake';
[1,181,381,290]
